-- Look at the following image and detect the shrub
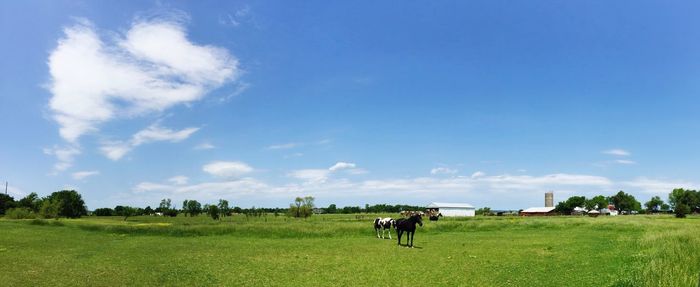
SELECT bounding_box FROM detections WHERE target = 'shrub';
[5,207,36,219]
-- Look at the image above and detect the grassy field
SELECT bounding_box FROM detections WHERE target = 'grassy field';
[0,214,699,286]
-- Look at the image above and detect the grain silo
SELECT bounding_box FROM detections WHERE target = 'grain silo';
[545,192,554,207]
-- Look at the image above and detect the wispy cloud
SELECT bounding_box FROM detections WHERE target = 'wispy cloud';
[603,149,630,156]
[100,123,199,160]
[167,175,189,185]
[43,145,81,173]
[194,142,216,150]
[267,142,300,150]
[203,161,254,178]
[72,170,99,180]
[290,161,364,183]
[615,159,636,165]
[430,167,458,175]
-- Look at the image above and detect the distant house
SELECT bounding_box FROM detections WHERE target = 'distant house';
[520,207,556,216]
[425,202,475,217]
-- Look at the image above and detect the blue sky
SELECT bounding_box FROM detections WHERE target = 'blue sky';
[1,1,699,210]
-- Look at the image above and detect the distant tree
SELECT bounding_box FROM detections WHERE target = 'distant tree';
[326,204,337,214]
[93,208,114,216]
[159,198,172,210]
[644,196,665,213]
[218,199,231,217]
[609,191,641,214]
[660,203,671,212]
[18,192,41,212]
[669,188,698,218]
[0,194,16,215]
[45,190,87,218]
[39,198,61,219]
[233,206,242,214]
[289,196,315,218]
[143,206,154,215]
[207,204,221,220]
[182,200,202,217]
[121,206,137,221]
[585,195,608,211]
[476,207,492,216]
[555,196,587,215]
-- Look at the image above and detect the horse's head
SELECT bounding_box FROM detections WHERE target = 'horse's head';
[413,214,423,227]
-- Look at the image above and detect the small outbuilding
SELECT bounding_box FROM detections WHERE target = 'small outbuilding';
[520,207,556,216]
[426,202,475,217]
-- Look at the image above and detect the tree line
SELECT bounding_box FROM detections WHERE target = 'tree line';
[554,189,700,218]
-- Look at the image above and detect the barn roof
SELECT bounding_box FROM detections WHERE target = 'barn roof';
[426,202,475,208]
[521,207,556,213]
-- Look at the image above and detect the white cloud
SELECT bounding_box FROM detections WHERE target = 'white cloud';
[329,162,357,172]
[603,149,630,156]
[289,169,330,183]
[43,145,81,172]
[290,162,363,183]
[622,177,698,195]
[100,123,199,160]
[471,171,486,178]
[203,161,254,177]
[430,167,458,175]
[194,142,216,150]
[615,159,637,165]
[267,143,299,150]
[46,17,238,166]
[72,170,99,180]
[167,175,189,185]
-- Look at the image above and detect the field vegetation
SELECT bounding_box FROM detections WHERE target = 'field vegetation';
[1,214,699,286]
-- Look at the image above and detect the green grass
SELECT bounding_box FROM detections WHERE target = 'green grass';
[0,214,698,286]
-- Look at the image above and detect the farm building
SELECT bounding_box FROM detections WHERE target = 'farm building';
[425,202,475,217]
[520,207,556,216]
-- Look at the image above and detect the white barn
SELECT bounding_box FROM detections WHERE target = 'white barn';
[426,202,476,217]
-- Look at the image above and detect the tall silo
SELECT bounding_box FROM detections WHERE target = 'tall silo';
[545,192,554,207]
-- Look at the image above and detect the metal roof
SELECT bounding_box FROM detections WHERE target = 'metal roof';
[426,202,475,208]
[521,207,556,213]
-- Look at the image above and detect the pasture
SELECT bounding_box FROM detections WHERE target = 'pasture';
[0,214,699,286]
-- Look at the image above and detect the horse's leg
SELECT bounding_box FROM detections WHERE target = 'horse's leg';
[387,228,392,240]
[397,230,402,246]
[410,231,415,248]
[376,228,380,238]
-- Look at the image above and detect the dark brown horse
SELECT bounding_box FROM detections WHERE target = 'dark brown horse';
[395,214,423,248]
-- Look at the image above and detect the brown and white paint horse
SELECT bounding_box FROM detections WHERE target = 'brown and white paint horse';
[373,217,395,239]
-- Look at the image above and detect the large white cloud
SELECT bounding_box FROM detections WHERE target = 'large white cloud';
[46,17,239,170]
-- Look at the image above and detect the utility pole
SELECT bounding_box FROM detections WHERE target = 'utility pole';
[4,181,7,195]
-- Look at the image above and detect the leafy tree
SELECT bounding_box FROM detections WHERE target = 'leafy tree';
[143,206,154,215]
[182,200,202,217]
[289,196,315,218]
[218,199,231,217]
[326,204,337,214]
[45,190,87,218]
[476,207,492,216]
[93,208,114,216]
[39,198,61,219]
[206,204,221,220]
[669,188,698,218]
[121,206,137,221]
[660,203,671,212]
[555,196,587,215]
[585,195,608,211]
[159,198,172,210]
[18,192,41,212]
[0,194,16,215]
[644,196,665,213]
[609,191,641,214]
